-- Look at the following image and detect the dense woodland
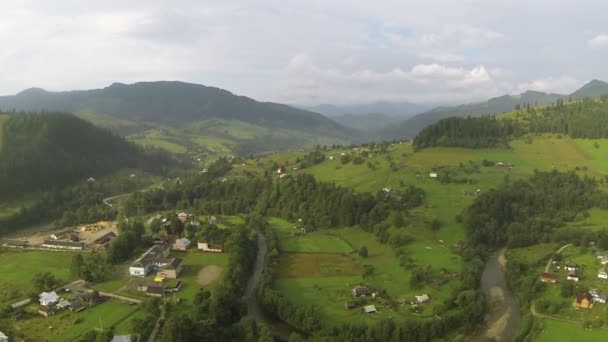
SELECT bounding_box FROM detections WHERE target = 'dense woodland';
[413,116,522,150]
[524,98,608,138]
[0,113,172,199]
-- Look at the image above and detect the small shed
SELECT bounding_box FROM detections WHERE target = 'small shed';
[364,305,377,314]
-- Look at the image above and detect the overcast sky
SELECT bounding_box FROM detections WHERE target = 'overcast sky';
[1,0,608,105]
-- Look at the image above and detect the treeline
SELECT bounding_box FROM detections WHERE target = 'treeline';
[413,116,522,150]
[526,98,608,138]
[0,112,173,199]
[463,170,603,248]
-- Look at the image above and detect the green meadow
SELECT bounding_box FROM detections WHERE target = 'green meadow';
[534,318,608,342]
[0,250,76,305]
[269,217,354,253]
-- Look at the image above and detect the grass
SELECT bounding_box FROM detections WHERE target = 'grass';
[534,318,608,342]
[0,114,8,151]
[0,250,76,305]
[2,299,141,341]
[168,250,229,302]
[269,217,354,253]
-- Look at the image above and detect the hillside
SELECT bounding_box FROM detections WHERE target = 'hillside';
[380,90,563,140]
[0,81,353,140]
[331,113,401,132]
[296,101,431,118]
[0,113,168,199]
[569,79,608,99]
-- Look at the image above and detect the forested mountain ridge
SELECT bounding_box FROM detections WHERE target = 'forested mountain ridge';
[379,79,608,140]
[0,81,352,139]
[0,112,171,199]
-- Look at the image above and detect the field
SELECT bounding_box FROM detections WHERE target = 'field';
[0,114,8,150]
[534,318,608,342]
[274,227,462,326]
[1,299,141,341]
[269,217,354,253]
[0,250,76,305]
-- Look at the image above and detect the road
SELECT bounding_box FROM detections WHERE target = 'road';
[543,243,573,272]
[147,305,166,342]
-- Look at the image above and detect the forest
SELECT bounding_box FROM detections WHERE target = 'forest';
[412,116,522,150]
[0,112,172,199]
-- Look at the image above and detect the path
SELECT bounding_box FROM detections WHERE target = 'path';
[147,305,166,342]
[544,243,573,272]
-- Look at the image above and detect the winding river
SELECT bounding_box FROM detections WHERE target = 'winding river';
[474,249,522,341]
[245,232,299,340]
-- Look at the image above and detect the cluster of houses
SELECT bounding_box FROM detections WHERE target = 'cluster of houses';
[345,286,430,314]
[37,291,86,317]
[40,229,86,250]
[574,288,608,309]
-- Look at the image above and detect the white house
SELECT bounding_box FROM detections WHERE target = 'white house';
[429,172,438,178]
[129,245,170,277]
[567,273,580,282]
[364,305,377,314]
[39,291,59,306]
[598,269,608,279]
[173,238,191,251]
[198,242,224,253]
[0,330,8,342]
[415,294,430,303]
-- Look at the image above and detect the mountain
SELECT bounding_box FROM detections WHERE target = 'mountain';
[570,79,608,99]
[379,90,564,140]
[296,101,431,118]
[0,112,168,198]
[332,113,401,132]
[0,81,350,136]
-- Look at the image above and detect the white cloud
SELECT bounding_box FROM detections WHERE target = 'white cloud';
[588,33,608,48]
[515,76,580,94]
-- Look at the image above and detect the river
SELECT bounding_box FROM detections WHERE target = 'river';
[474,249,522,341]
[245,232,300,340]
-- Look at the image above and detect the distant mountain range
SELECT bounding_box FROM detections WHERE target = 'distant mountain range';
[0,81,352,139]
[296,101,432,118]
[380,79,608,140]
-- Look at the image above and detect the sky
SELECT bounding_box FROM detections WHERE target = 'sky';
[1,0,608,105]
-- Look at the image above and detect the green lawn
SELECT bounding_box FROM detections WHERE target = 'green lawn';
[534,318,608,342]
[269,217,354,253]
[2,299,141,341]
[0,250,76,305]
[168,250,229,301]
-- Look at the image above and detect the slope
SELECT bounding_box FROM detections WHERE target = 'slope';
[0,113,167,199]
[569,79,608,99]
[296,101,431,118]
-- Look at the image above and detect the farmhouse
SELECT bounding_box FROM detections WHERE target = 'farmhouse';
[69,300,85,312]
[364,305,377,314]
[51,230,72,240]
[352,286,371,297]
[415,294,430,303]
[38,305,54,317]
[129,245,171,277]
[539,272,557,283]
[598,269,608,279]
[590,288,607,304]
[39,291,59,306]
[564,262,579,273]
[173,237,191,251]
[0,331,7,342]
[42,240,85,250]
[156,258,183,279]
[111,336,132,342]
[178,212,190,223]
[566,272,580,282]
[0,238,28,248]
[597,252,608,265]
[56,298,71,310]
[146,284,166,297]
[198,242,224,253]
[429,172,438,178]
[575,293,594,309]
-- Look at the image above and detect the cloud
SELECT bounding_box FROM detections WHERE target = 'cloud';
[515,76,580,94]
[588,33,608,48]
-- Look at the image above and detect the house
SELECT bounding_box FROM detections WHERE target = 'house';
[415,294,430,303]
[567,272,580,282]
[42,240,85,250]
[39,291,59,306]
[597,252,608,265]
[178,212,189,223]
[429,172,438,178]
[51,230,71,240]
[539,272,557,283]
[198,242,224,253]
[87,177,96,183]
[69,300,85,312]
[575,293,594,309]
[208,216,218,224]
[0,331,7,342]
[564,262,579,272]
[345,301,357,310]
[0,238,28,248]
[146,284,166,297]
[56,299,71,310]
[129,245,171,277]
[38,305,55,317]
[173,238,191,251]
[364,305,377,314]
[93,232,117,246]
[190,221,201,228]
[352,286,371,297]
[156,258,183,279]
[111,336,132,342]
[598,269,608,279]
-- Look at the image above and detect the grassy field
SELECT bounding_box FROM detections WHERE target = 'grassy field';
[534,318,608,341]
[169,249,229,301]
[269,217,354,253]
[2,299,141,341]
[0,250,76,305]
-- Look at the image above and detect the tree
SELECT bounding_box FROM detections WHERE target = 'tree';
[32,272,59,292]
[71,254,84,278]
[358,246,368,258]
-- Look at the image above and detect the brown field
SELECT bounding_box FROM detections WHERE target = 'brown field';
[277,253,361,278]
[197,265,224,286]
